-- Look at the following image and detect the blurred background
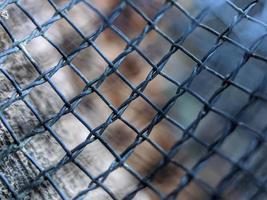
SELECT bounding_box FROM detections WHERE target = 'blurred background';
[0,0,267,199]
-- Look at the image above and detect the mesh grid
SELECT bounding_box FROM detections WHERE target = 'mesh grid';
[0,0,267,199]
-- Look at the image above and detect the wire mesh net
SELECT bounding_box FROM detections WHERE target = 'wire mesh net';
[0,0,267,199]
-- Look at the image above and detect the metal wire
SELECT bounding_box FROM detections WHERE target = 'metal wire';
[0,0,267,199]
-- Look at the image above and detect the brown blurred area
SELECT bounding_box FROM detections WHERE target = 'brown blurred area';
[1,0,267,199]
[0,0,220,199]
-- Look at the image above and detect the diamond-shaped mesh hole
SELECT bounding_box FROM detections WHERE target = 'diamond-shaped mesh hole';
[95,27,127,61]
[67,2,101,37]
[99,73,132,108]
[25,131,66,169]
[3,100,39,140]
[45,18,84,55]
[151,163,186,195]
[157,6,191,41]
[139,30,171,64]
[102,119,136,154]
[113,4,147,40]
[53,162,92,198]
[52,113,90,150]
[71,46,107,82]
[219,127,256,162]
[196,155,232,188]
[183,27,218,60]
[4,4,36,40]
[122,96,158,131]
[75,140,115,177]
[2,51,38,88]
[75,92,113,129]
[26,81,65,119]
[168,92,203,128]
[162,49,197,84]
[25,36,62,71]
[19,0,55,25]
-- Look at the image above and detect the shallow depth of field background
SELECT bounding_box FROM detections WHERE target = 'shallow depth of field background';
[0,0,267,199]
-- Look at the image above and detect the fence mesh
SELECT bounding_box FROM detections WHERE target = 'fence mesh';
[0,0,267,199]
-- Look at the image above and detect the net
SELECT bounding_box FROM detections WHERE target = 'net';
[0,0,267,199]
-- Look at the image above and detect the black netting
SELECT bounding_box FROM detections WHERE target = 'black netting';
[0,0,267,199]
